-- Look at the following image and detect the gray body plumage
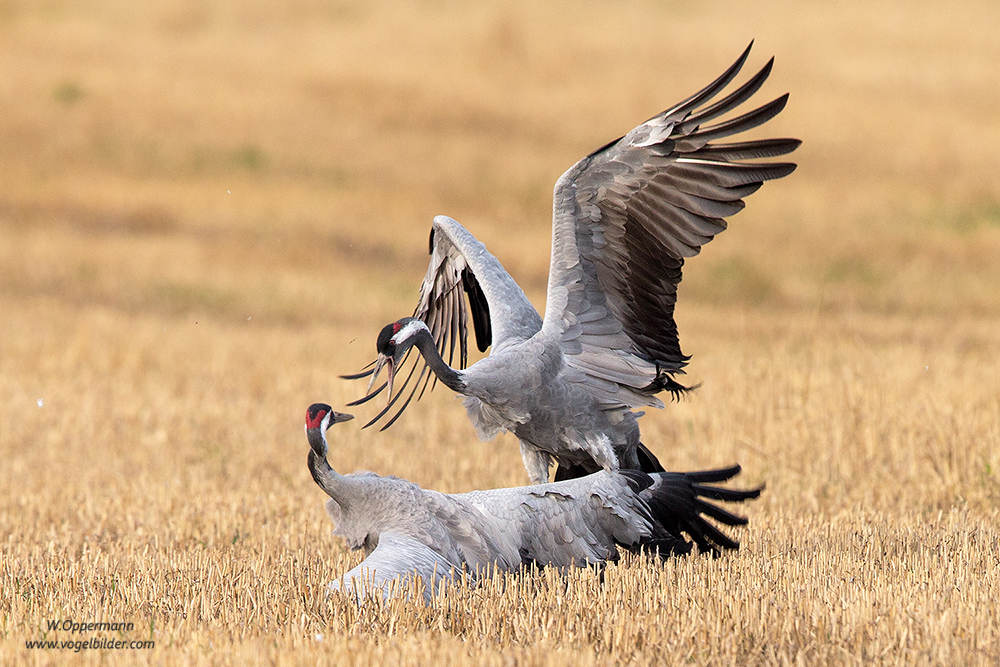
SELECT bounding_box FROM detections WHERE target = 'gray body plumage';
[349,44,800,484]
[305,404,759,603]
[323,469,656,603]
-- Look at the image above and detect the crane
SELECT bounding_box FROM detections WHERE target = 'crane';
[345,43,800,484]
[305,403,761,603]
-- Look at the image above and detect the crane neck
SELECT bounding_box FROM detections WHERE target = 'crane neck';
[306,430,357,510]
[412,328,466,393]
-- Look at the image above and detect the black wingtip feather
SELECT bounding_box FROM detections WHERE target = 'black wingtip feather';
[643,463,762,556]
[345,382,386,407]
[361,349,425,429]
[636,442,666,474]
[659,42,754,123]
[379,364,431,431]
[641,374,701,401]
[339,368,375,381]
[691,483,763,503]
[619,469,655,494]
[681,464,743,483]
[677,57,775,135]
[695,498,750,526]
[682,94,790,146]
[462,268,492,354]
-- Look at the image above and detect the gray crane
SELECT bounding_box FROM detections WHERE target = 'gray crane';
[305,403,761,603]
[345,43,800,484]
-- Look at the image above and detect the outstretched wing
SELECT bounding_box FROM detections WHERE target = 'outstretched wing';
[345,216,543,429]
[415,216,543,358]
[459,471,656,567]
[643,464,763,556]
[327,532,458,604]
[542,42,800,409]
[461,464,760,565]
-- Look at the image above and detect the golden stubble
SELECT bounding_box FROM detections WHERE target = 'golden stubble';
[2,0,999,664]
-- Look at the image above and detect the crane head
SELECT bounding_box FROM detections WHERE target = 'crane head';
[369,317,427,407]
[305,403,354,457]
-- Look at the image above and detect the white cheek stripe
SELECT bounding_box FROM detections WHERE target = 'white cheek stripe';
[392,319,425,344]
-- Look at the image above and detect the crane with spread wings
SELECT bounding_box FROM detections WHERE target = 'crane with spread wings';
[345,43,799,484]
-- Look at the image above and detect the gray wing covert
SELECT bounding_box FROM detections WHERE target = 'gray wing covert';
[542,43,800,408]
[461,471,654,568]
[420,489,522,574]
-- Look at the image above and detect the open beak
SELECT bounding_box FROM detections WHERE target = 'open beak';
[367,353,395,407]
[384,357,395,408]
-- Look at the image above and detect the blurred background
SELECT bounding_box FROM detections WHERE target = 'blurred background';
[2,2,999,662]
[2,0,998,502]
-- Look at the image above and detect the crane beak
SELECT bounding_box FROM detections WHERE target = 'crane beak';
[384,357,395,408]
[366,354,386,394]
[330,411,354,425]
[366,353,395,406]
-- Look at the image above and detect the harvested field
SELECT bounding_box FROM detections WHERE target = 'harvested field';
[1,1,999,665]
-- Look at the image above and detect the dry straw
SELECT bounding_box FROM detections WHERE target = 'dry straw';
[2,0,1000,664]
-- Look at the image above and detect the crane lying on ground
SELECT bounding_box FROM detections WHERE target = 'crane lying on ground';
[344,42,800,484]
[305,403,761,603]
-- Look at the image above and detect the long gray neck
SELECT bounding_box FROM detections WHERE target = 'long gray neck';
[412,328,466,393]
[307,431,354,510]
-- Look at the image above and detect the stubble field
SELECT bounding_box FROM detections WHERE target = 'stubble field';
[1,1,999,665]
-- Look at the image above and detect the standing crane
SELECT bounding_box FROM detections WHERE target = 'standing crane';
[305,403,760,603]
[345,43,800,484]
